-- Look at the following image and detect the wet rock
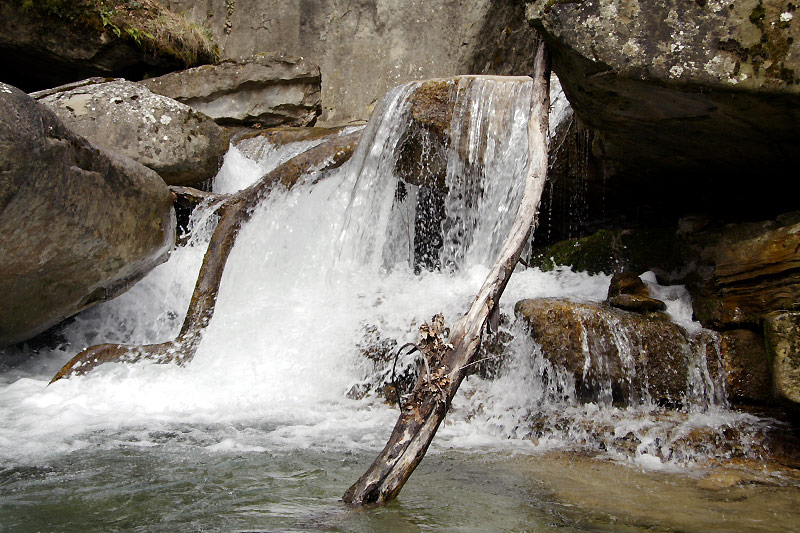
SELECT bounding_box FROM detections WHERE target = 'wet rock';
[607,272,667,313]
[514,298,724,406]
[720,329,772,402]
[608,294,667,314]
[0,82,174,347]
[141,54,321,127]
[764,311,800,407]
[33,78,229,187]
[0,0,217,92]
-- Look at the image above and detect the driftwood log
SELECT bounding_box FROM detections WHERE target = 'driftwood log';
[51,131,361,383]
[343,41,551,505]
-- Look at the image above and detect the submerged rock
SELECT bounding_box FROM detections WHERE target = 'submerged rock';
[33,78,229,187]
[141,55,321,127]
[514,298,725,406]
[0,82,174,347]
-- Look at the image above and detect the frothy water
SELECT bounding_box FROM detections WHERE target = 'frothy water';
[0,76,794,531]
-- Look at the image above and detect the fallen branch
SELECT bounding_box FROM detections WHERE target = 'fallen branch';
[342,41,551,505]
[51,131,361,383]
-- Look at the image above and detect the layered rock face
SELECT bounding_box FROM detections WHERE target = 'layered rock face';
[0,83,175,347]
[33,79,229,187]
[142,54,321,126]
[527,0,800,221]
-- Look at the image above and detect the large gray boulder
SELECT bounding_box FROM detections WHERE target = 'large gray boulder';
[141,54,321,126]
[0,82,175,347]
[33,78,229,187]
[526,0,800,221]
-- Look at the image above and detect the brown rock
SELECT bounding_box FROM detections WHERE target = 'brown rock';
[764,311,800,407]
[514,298,724,406]
[720,329,772,402]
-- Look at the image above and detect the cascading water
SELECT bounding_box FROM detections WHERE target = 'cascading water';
[0,76,796,531]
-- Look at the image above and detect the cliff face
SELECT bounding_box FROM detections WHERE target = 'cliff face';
[162,0,539,125]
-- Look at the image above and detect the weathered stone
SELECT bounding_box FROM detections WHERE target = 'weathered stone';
[527,0,800,224]
[162,0,542,125]
[0,82,174,347]
[764,311,800,406]
[141,55,321,126]
[0,0,217,92]
[514,298,724,406]
[33,78,229,187]
[720,329,772,402]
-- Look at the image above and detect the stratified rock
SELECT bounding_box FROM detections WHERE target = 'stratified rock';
[141,55,321,127]
[0,0,217,92]
[515,298,725,406]
[0,82,174,347]
[527,0,800,222]
[764,311,800,406]
[33,78,229,187]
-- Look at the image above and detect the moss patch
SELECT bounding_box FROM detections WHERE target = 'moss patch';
[19,0,219,68]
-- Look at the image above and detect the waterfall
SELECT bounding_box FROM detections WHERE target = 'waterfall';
[0,76,771,473]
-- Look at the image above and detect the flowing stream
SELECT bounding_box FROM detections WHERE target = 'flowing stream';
[1,77,798,531]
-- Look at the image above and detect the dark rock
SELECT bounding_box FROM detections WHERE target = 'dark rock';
[33,78,229,187]
[0,0,217,92]
[527,0,800,225]
[608,271,652,299]
[515,298,725,406]
[720,329,772,402]
[764,311,800,407]
[141,54,321,127]
[0,82,174,347]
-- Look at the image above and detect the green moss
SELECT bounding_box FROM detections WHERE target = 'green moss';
[529,227,687,276]
[18,0,218,67]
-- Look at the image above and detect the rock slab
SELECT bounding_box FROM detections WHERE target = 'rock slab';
[33,78,229,187]
[0,83,175,347]
[141,54,321,127]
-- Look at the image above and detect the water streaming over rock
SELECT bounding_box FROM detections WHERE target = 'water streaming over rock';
[0,76,781,490]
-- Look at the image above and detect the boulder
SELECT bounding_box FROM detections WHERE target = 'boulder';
[0,82,174,347]
[0,0,218,92]
[33,78,229,187]
[141,54,321,127]
[514,298,726,406]
[764,311,800,407]
[526,0,800,223]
